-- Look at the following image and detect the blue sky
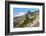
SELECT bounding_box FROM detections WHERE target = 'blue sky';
[13,8,39,17]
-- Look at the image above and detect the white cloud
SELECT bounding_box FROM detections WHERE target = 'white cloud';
[14,12,26,17]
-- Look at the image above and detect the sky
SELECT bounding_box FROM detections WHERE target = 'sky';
[13,8,39,17]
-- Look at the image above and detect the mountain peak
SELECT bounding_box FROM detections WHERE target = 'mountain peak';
[26,10,32,15]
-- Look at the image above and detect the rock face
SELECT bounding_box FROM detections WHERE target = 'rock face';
[13,10,39,28]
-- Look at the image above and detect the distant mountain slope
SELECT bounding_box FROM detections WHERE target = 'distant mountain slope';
[13,10,39,27]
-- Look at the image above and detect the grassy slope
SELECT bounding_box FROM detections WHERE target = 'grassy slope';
[19,14,37,27]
